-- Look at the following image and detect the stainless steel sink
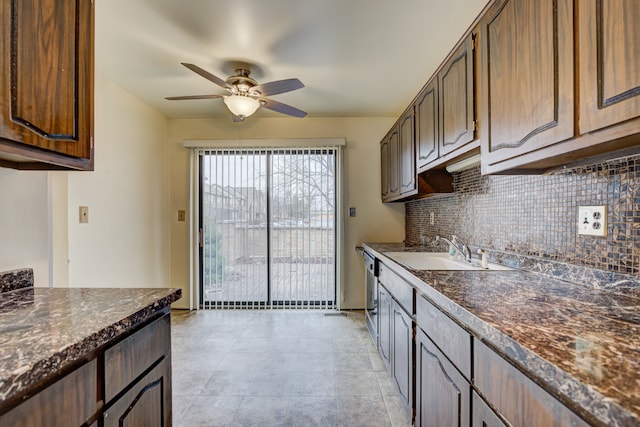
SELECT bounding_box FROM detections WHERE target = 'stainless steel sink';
[383,252,512,271]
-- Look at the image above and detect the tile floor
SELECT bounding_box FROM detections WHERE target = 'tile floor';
[171,309,413,427]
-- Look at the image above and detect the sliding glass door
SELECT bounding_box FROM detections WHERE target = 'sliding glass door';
[199,148,336,309]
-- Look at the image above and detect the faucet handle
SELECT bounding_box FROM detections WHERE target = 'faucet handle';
[477,249,489,269]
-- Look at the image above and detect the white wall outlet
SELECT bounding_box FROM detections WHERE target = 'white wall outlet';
[429,212,435,225]
[577,205,607,237]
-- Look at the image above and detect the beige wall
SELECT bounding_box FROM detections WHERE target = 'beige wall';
[0,169,49,285]
[65,73,171,288]
[169,117,405,309]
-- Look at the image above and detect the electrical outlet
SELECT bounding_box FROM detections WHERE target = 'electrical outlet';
[577,205,607,237]
[429,212,434,225]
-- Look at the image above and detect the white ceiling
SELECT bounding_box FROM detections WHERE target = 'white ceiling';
[95,0,489,120]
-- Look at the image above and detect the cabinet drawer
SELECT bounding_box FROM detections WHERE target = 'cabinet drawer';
[378,263,413,313]
[474,340,589,427]
[104,313,170,403]
[0,359,96,426]
[416,294,471,379]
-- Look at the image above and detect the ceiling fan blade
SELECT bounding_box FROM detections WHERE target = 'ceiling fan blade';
[181,63,232,90]
[252,78,304,96]
[259,98,307,118]
[165,94,224,100]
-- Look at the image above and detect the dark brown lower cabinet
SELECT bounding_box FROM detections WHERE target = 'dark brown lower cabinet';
[415,327,470,427]
[103,313,172,425]
[0,311,172,427]
[472,390,508,427]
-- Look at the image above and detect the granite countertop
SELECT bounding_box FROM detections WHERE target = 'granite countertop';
[363,242,640,427]
[0,285,181,410]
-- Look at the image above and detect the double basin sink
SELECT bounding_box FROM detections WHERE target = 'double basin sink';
[384,252,512,271]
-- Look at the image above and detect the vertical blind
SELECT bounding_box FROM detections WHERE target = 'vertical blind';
[199,147,337,309]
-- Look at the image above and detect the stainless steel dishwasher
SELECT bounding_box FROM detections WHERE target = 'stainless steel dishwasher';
[364,251,378,345]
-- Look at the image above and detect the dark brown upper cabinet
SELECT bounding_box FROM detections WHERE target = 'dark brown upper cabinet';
[381,109,417,202]
[0,0,94,170]
[381,127,400,201]
[439,34,476,158]
[578,0,640,134]
[479,0,575,174]
[416,79,439,170]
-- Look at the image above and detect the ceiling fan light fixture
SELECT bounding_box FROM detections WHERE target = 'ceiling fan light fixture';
[223,95,260,118]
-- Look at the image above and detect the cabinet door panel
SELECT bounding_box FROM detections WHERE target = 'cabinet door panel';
[0,0,93,159]
[378,286,392,370]
[579,0,640,133]
[415,329,469,427]
[416,79,439,169]
[439,34,475,156]
[392,302,412,407]
[481,0,574,166]
[104,357,171,427]
[381,139,389,199]
[399,110,416,194]
[388,128,400,197]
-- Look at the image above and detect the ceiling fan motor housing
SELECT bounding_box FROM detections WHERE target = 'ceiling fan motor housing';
[226,69,259,94]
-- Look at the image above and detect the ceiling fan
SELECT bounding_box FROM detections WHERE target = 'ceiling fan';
[165,63,307,121]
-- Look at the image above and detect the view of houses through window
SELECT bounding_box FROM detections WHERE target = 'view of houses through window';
[199,148,337,308]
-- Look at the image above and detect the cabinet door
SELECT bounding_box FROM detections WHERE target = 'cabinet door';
[415,328,470,427]
[0,0,94,169]
[380,138,390,200]
[388,127,400,197]
[472,391,508,427]
[103,357,171,427]
[378,285,392,371]
[579,0,640,133]
[392,301,413,410]
[439,34,475,157]
[480,0,574,168]
[416,79,439,170]
[399,109,416,195]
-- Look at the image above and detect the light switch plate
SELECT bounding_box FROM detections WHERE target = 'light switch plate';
[79,206,89,224]
[577,205,607,237]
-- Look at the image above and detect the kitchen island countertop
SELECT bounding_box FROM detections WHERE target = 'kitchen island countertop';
[0,286,181,411]
[364,242,640,427]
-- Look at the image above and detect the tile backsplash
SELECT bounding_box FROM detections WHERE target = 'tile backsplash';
[406,154,640,280]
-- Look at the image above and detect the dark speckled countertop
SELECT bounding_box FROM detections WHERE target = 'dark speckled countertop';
[364,242,640,427]
[0,286,181,411]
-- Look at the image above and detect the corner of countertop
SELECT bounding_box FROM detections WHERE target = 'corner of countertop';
[0,268,33,294]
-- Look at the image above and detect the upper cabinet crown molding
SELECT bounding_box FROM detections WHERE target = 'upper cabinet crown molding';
[0,0,94,170]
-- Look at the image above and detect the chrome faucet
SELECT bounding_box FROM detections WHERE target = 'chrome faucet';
[435,235,472,263]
